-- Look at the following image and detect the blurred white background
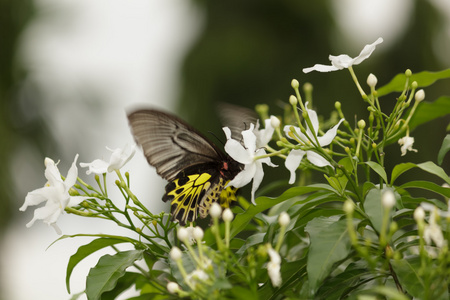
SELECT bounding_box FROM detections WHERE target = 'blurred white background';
[1,0,449,299]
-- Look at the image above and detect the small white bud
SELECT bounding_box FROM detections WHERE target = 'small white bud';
[343,200,354,214]
[414,206,425,222]
[167,282,180,294]
[177,227,189,242]
[270,115,281,129]
[222,208,234,222]
[193,226,204,241]
[291,79,299,89]
[382,190,396,209]
[415,89,425,102]
[170,246,182,261]
[367,73,378,88]
[278,212,290,227]
[210,203,222,218]
[289,95,298,106]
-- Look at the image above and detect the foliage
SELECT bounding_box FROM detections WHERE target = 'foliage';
[22,44,450,299]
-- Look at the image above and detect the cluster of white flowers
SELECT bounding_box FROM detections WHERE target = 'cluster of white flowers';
[20,145,135,233]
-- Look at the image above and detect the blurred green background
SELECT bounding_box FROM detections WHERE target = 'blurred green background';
[1,0,449,297]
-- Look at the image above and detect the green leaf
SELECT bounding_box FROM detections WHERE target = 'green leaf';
[390,257,425,298]
[365,161,388,183]
[391,161,450,185]
[410,96,450,131]
[391,163,416,185]
[363,188,384,233]
[305,216,352,293]
[86,250,143,300]
[438,134,450,165]
[100,272,143,300]
[230,185,333,238]
[398,180,450,198]
[66,237,129,293]
[377,69,450,97]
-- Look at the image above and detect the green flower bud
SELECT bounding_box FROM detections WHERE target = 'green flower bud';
[335,101,341,110]
[303,82,313,93]
[291,79,300,89]
[405,69,412,77]
[357,120,366,129]
[289,95,298,106]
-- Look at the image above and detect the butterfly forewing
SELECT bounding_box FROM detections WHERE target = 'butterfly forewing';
[128,109,225,181]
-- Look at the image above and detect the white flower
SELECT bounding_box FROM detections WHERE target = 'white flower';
[19,154,87,234]
[284,105,344,184]
[267,246,282,287]
[224,124,277,204]
[398,135,417,156]
[303,37,383,73]
[193,226,204,241]
[80,144,136,174]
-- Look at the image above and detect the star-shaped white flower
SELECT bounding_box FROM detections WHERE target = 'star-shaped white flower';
[303,37,383,73]
[284,106,344,184]
[20,154,88,234]
[224,124,277,204]
[398,135,417,156]
[80,144,136,174]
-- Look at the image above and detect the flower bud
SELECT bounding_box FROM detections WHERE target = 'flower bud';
[291,79,299,89]
[289,95,298,106]
[193,226,204,241]
[414,206,425,222]
[367,73,378,88]
[405,69,412,77]
[255,104,269,116]
[278,212,290,227]
[270,116,281,129]
[210,202,222,218]
[357,120,366,129]
[343,200,354,214]
[335,101,341,110]
[170,246,182,261]
[415,89,425,102]
[177,227,189,241]
[167,282,180,294]
[303,82,313,93]
[382,190,396,209]
[411,81,418,89]
[222,208,234,222]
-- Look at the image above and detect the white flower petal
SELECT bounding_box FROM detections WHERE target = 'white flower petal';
[330,54,354,69]
[20,187,50,211]
[80,159,109,175]
[107,144,136,172]
[250,162,265,204]
[44,159,62,187]
[225,139,252,164]
[303,64,339,73]
[242,124,257,154]
[228,163,256,189]
[352,37,384,65]
[64,154,80,188]
[305,105,320,139]
[256,118,275,148]
[285,149,305,184]
[306,151,332,168]
[317,119,344,147]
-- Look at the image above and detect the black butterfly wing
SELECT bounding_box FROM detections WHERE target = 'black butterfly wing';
[127,109,226,181]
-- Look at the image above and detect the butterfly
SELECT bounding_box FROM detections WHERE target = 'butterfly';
[127,109,245,225]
